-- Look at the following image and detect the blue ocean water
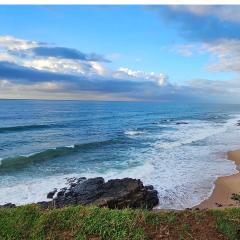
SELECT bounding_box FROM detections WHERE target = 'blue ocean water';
[0,100,240,209]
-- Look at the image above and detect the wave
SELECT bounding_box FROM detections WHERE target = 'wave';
[0,124,58,133]
[124,129,145,136]
[0,138,121,170]
[154,115,239,150]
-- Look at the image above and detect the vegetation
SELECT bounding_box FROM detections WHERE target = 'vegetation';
[231,193,240,203]
[0,204,240,239]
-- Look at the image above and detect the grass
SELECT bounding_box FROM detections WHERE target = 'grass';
[0,205,240,239]
[213,208,240,240]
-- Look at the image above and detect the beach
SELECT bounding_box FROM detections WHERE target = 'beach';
[198,150,240,209]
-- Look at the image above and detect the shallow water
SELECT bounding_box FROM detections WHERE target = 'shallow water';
[0,100,240,209]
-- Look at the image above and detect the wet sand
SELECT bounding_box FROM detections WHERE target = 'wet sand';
[197,150,240,209]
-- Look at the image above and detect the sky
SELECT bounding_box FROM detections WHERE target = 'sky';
[0,5,240,102]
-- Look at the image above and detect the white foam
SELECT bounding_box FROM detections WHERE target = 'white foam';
[0,174,76,205]
[124,130,144,136]
[154,116,238,150]
[66,145,75,148]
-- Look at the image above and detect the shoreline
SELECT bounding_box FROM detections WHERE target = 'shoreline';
[197,150,240,209]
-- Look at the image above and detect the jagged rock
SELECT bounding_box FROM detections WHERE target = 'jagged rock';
[56,187,67,197]
[52,177,159,210]
[0,203,16,208]
[47,188,57,199]
[145,185,154,191]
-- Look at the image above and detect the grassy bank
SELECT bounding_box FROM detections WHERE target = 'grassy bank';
[0,205,240,240]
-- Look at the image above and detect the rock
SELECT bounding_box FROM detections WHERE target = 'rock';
[0,203,16,208]
[54,177,105,207]
[52,177,159,210]
[145,185,154,191]
[176,122,188,125]
[57,187,67,197]
[47,188,57,199]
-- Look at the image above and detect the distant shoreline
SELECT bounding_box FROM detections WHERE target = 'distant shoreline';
[197,150,240,209]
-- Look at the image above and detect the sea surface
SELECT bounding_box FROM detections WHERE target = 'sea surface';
[0,100,240,209]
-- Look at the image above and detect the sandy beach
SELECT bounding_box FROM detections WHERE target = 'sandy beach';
[197,150,240,209]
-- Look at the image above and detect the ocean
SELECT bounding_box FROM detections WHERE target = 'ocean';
[0,100,240,209]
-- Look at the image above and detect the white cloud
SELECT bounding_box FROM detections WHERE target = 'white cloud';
[170,5,240,24]
[0,35,40,51]
[23,58,109,77]
[0,52,16,62]
[202,40,240,72]
[23,58,88,74]
[173,39,240,74]
[0,35,110,78]
[114,67,168,86]
[90,61,109,76]
[0,36,166,85]
[0,35,176,101]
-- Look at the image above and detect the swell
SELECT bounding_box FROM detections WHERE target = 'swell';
[0,138,122,170]
[0,124,59,133]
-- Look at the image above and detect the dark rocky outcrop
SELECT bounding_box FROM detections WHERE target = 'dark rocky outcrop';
[48,177,159,210]
[47,188,57,199]
[0,177,159,210]
[0,203,16,208]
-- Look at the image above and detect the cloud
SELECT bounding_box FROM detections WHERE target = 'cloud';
[0,35,110,63]
[31,46,110,62]
[1,35,240,103]
[114,67,168,86]
[0,60,167,98]
[0,35,42,50]
[150,6,240,41]
[202,40,240,73]
[173,39,240,74]
[0,61,81,83]
[22,57,109,77]
[0,35,111,77]
[188,78,240,100]
[0,60,193,102]
[152,6,240,76]
[169,6,240,24]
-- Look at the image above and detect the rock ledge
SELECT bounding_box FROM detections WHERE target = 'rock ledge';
[48,177,159,210]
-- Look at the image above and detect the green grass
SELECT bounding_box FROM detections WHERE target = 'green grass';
[213,208,240,240]
[0,205,240,239]
[0,205,148,240]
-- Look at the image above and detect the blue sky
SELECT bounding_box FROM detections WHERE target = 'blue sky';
[0,5,240,102]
